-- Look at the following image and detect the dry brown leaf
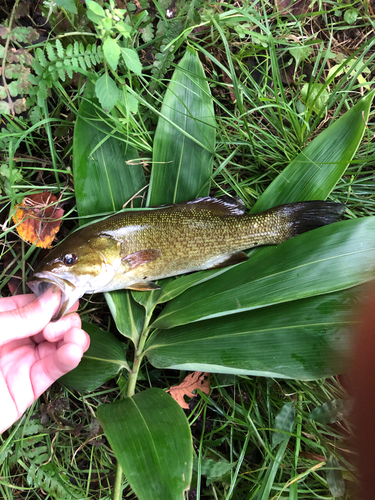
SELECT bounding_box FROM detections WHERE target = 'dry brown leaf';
[12,192,64,248]
[298,451,325,462]
[167,372,210,409]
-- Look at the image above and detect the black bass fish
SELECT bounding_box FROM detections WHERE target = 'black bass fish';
[27,197,345,320]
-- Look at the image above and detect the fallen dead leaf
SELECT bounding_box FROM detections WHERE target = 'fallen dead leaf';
[12,192,64,248]
[167,372,210,409]
[298,451,326,462]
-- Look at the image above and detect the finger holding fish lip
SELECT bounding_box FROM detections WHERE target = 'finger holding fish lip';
[0,286,62,345]
[27,274,79,322]
[31,301,81,344]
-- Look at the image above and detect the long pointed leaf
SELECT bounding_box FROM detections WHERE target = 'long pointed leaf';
[252,90,375,212]
[147,46,216,206]
[146,290,356,380]
[73,84,145,218]
[272,403,296,449]
[97,388,192,500]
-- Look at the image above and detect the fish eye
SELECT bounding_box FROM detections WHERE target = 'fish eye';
[63,253,77,266]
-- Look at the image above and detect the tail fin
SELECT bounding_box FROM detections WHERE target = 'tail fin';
[276,201,345,238]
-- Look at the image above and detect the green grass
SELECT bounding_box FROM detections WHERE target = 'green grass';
[1,0,374,498]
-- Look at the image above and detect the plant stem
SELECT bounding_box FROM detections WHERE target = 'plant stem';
[113,462,123,500]
[43,102,61,189]
[113,309,154,499]
[126,310,153,398]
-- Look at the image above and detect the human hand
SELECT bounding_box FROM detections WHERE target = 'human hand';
[0,287,89,434]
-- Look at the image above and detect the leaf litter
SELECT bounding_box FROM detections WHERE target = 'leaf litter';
[12,192,64,248]
[167,372,210,409]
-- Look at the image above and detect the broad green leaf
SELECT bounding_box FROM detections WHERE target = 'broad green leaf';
[147,46,216,206]
[146,290,356,380]
[326,456,345,497]
[95,73,119,112]
[130,47,216,311]
[195,457,234,486]
[97,388,192,500]
[301,83,330,115]
[105,290,145,343]
[252,90,375,212]
[131,285,164,315]
[157,267,232,304]
[103,37,120,71]
[309,399,353,424]
[86,0,105,17]
[73,83,145,216]
[54,0,77,14]
[272,402,296,449]
[289,45,313,70]
[59,322,128,392]
[73,82,146,340]
[153,217,375,329]
[119,47,142,75]
[344,8,358,24]
[121,90,138,114]
[117,21,132,38]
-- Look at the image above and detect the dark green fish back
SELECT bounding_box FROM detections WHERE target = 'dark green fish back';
[75,198,345,279]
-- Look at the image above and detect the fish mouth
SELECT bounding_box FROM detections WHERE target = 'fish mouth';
[27,272,78,322]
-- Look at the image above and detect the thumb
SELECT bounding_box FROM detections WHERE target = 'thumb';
[0,286,62,345]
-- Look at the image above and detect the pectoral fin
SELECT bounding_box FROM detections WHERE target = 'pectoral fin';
[209,251,249,269]
[126,282,161,291]
[122,249,161,270]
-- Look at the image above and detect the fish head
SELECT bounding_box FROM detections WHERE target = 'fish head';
[27,231,121,321]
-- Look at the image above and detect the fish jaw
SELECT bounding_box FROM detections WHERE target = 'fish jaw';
[27,271,85,321]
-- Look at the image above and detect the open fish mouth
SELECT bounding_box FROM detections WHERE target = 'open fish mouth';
[27,272,78,322]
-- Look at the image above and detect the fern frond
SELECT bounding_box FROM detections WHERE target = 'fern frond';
[46,44,56,62]
[29,41,104,109]
[36,47,48,68]
[84,52,91,67]
[28,462,80,499]
[56,39,64,58]
[78,56,86,70]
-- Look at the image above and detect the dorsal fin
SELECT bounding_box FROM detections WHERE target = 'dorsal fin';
[181,196,247,216]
